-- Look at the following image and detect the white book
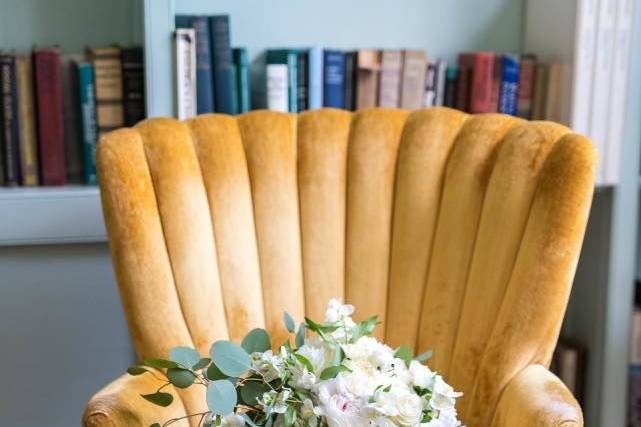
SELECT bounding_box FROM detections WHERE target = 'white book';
[174,28,197,120]
[604,0,634,185]
[524,0,598,133]
[266,64,289,112]
[590,0,618,184]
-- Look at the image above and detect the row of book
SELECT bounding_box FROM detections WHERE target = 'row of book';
[0,46,145,186]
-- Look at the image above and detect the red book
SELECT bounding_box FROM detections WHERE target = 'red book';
[456,53,474,112]
[469,52,495,113]
[34,48,66,185]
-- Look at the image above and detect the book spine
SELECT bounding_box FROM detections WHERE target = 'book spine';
[287,51,298,113]
[90,46,124,136]
[456,54,473,111]
[61,54,83,183]
[176,16,215,114]
[76,63,98,185]
[297,50,308,112]
[531,63,549,120]
[233,48,250,113]
[469,52,495,113]
[422,62,436,107]
[378,50,402,107]
[590,0,617,183]
[343,51,357,111]
[490,55,502,112]
[400,50,427,110]
[308,47,323,109]
[210,15,235,114]
[266,50,289,112]
[175,29,197,120]
[15,55,39,186]
[121,47,146,126]
[604,0,634,185]
[356,50,380,109]
[443,66,458,108]
[498,54,519,115]
[0,53,20,185]
[516,55,537,119]
[34,49,66,185]
[323,50,345,108]
[433,59,447,106]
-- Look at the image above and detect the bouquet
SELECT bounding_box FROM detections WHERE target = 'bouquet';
[127,299,463,427]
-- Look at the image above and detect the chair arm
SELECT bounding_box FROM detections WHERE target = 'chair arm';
[83,370,189,427]
[491,364,583,427]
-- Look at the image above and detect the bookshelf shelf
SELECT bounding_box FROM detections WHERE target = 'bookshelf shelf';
[0,186,106,246]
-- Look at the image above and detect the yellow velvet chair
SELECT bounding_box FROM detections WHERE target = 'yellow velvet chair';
[83,108,595,427]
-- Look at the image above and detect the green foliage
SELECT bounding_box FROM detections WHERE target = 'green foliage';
[207,379,237,415]
[141,391,173,407]
[241,380,271,406]
[126,366,147,376]
[169,346,200,369]
[142,358,178,369]
[294,353,314,373]
[210,341,251,377]
[355,315,379,339]
[320,364,351,380]
[284,405,296,427]
[283,312,296,333]
[394,345,413,367]
[207,362,227,380]
[414,349,433,362]
[242,328,271,353]
[243,414,259,427]
[295,323,305,348]
[167,368,196,389]
[193,357,211,370]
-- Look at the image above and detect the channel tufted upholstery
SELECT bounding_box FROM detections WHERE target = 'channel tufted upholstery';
[83,108,595,427]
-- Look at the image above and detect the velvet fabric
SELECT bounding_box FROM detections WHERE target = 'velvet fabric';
[83,108,595,427]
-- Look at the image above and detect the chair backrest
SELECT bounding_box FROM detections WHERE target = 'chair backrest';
[97,108,596,426]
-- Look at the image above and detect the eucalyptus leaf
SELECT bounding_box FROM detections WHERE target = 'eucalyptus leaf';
[242,328,271,353]
[193,357,211,370]
[240,380,270,406]
[394,345,413,367]
[295,323,305,348]
[142,358,178,369]
[320,364,351,380]
[169,346,200,369]
[210,341,251,377]
[127,366,147,376]
[283,312,296,333]
[141,391,173,407]
[167,368,196,389]
[207,363,227,380]
[207,379,237,415]
[414,349,433,362]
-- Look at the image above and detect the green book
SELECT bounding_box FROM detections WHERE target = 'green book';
[233,48,250,113]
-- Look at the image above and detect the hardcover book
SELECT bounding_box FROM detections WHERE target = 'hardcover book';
[422,62,436,107]
[343,51,357,111]
[175,16,214,114]
[323,50,345,109]
[308,47,323,109]
[456,53,474,111]
[517,54,537,119]
[89,46,124,137]
[210,15,235,114]
[443,66,458,108]
[356,49,380,109]
[490,55,502,112]
[74,62,98,185]
[531,62,549,120]
[400,50,427,110]
[174,28,197,119]
[469,52,495,113]
[121,46,146,126]
[297,50,309,112]
[498,54,519,115]
[233,48,250,113]
[433,59,447,107]
[0,52,20,186]
[61,53,84,183]
[266,49,298,112]
[15,55,39,186]
[378,50,402,108]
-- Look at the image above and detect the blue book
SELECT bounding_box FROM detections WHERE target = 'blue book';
[308,47,323,109]
[75,62,98,185]
[323,50,345,108]
[209,15,235,114]
[175,15,215,114]
[498,54,519,116]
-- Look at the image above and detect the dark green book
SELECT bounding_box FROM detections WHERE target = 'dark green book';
[233,48,250,113]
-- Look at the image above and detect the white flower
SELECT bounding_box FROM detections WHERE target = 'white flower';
[221,414,245,427]
[290,364,317,389]
[342,337,394,371]
[259,389,291,414]
[301,398,322,427]
[409,360,435,390]
[325,298,355,324]
[421,407,462,427]
[429,375,463,412]
[315,378,369,427]
[368,386,423,426]
[251,350,284,382]
[297,338,335,375]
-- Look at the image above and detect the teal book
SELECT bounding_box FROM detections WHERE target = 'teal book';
[266,49,298,113]
[233,48,250,113]
[75,62,98,185]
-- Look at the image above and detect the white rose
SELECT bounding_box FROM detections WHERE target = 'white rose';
[393,391,424,426]
[409,360,435,389]
[290,365,317,389]
[298,339,334,375]
[429,376,462,411]
[221,414,245,427]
